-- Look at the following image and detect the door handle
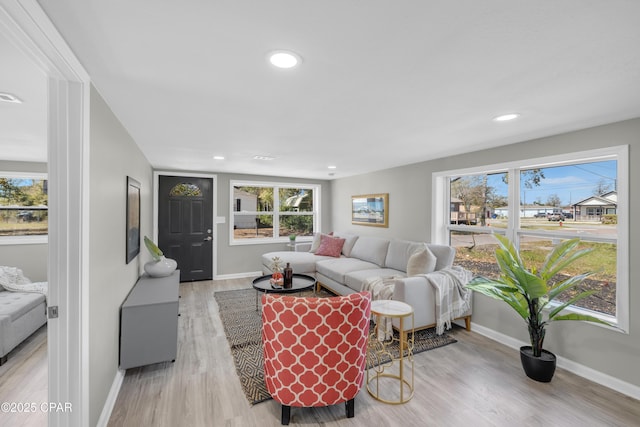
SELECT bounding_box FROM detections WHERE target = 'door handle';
[204,236,213,241]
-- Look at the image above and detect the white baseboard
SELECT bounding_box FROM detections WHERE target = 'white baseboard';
[213,271,262,280]
[96,368,125,427]
[471,322,640,401]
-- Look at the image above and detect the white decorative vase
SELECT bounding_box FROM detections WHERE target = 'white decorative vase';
[144,256,177,277]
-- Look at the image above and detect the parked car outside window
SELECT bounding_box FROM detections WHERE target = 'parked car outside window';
[548,213,565,221]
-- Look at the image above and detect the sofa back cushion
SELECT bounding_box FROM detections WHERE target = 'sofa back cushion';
[348,236,390,267]
[426,244,456,271]
[384,239,425,272]
[333,232,359,257]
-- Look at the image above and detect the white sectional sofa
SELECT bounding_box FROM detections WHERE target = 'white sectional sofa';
[261,233,472,336]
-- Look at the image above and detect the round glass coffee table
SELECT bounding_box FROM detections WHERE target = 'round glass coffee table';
[252,273,317,310]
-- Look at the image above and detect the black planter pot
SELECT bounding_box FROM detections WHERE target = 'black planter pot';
[520,346,557,382]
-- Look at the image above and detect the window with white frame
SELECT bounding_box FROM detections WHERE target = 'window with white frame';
[0,173,48,243]
[230,180,320,244]
[432,146,628,332]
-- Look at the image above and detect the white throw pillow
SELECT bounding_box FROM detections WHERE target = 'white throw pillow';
[309,232,332,253]
[406,246,437,276]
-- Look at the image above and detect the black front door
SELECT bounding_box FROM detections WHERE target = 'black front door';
[158,175,213,282]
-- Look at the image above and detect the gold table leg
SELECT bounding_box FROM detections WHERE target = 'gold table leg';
[366,311,414,404]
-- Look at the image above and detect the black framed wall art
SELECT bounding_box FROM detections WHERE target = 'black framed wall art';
[126,176,141,263]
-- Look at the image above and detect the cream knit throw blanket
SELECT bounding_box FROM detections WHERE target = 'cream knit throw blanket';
[417,266,473,335]
[0,266,48,303]
[361,276,401,340]
[362,266,473,337]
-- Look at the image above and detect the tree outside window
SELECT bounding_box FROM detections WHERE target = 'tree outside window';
[437,146,627,330]
[231,181,318,243]
[0,176,48,237]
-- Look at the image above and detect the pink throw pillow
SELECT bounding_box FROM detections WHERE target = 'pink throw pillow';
[310,231,333,253]
[315,235,346,257]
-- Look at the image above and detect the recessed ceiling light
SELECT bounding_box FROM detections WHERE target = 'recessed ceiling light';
[213,156,225,160]
[253,155,276,161]
[328,165,337,169]
[0,92,22,104]
[493,113,520,122]
[268,50,302,69]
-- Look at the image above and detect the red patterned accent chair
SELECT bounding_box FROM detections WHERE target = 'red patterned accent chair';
[261,291,372,425]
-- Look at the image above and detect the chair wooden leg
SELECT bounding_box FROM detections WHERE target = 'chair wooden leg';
[345,398,355,418]
[465,315,471,331]
[281,405,291,425]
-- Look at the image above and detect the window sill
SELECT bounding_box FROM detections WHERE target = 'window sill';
[0,235,48,245]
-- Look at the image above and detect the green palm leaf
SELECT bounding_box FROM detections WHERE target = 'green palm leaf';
[547,272,593,301]
[548,290,599,319]
[552,312,612,326]
[540,239,592,281]
[144,236,164,261]
[465,233,614,355]
[466,276,529,319]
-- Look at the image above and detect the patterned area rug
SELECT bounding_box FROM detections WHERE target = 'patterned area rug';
[214,287,457,405]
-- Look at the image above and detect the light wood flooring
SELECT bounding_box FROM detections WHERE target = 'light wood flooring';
[1,278,638,427]
[108,278,640,427]
[0,324,47,427]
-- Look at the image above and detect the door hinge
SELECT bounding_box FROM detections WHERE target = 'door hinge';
[48,306,59,319]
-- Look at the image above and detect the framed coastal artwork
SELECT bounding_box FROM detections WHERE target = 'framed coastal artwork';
[126,176,141,264]
[351,193,388,227]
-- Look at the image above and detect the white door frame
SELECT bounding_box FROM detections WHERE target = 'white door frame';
[153,171,218,278]
[0,1,90,426]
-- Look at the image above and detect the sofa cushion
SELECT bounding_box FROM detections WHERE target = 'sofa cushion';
[262,251,333,274]
[315,235,346,257]
[344,268,406,292]
[407,246,437,276]
[333,232,359,257]
[384,239,425,272]
[427,244,457,271]
[349,236,390,267]
[0,291,46,321]
[316,258,380,284]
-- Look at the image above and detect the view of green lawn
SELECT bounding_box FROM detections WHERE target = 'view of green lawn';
[453,226,617,317]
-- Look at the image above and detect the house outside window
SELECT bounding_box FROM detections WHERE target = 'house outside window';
[0,172,48,244]
[432,146,628,332]
[230,180,320,244]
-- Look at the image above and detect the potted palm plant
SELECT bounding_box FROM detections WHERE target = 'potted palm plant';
[466,234,612,382]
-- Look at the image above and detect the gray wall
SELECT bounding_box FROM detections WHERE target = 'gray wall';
[331,118,640,389]
[0,160,48,281]
[88,85,153,426]
[156,171,332,276]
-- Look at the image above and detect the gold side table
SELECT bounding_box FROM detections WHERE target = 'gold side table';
[366,300,414,404]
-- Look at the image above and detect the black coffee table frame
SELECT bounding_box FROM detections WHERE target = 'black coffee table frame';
[252,273,317,310]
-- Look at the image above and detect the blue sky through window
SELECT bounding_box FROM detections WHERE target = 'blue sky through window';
[521,160,616,207]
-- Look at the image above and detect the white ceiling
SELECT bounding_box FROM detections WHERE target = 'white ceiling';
[0,31,47,163]
[6,1,640,179]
